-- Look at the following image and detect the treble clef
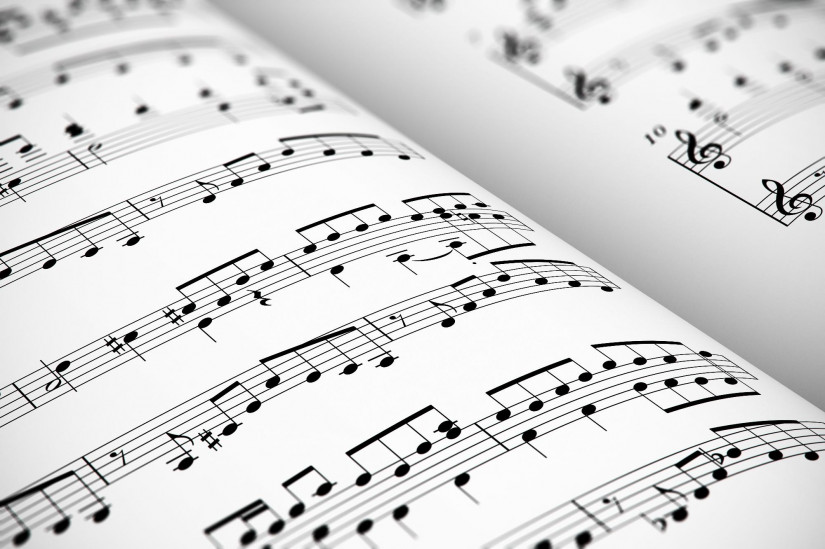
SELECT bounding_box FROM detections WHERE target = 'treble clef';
[564,67,612,104]
[762,179,822,221]
[674,130,731,169]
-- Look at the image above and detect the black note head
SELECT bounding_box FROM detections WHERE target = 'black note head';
[357,519,373,535]
[575,530,593,547]
[12,528,31,546]
[454,472,470,487]
[92,507,110,523]
[268,519,285,535]
[312,525,329,541]
[83,246,99,258]
[392,505,409,520]
[239,528,257,546]
[289,503,305,518]
[316,481,333,497]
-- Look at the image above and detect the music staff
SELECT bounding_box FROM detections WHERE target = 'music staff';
[0,133,419,288]
[0,265,618,546]
[0,203,546,431]
[0,89,341,210]
[203,340,760,548]
[487,419,824,547]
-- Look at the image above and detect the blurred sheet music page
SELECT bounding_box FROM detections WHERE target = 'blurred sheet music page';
[0,1,824,548]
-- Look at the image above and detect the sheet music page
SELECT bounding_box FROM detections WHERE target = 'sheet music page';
[1,1,824,548]
[217,0,825,410]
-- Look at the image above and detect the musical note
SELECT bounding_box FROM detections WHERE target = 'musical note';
[486,418,825,548]
[87,142,105,165]
[165,432,197,471]
[204,499,285,548]
[64,122,84,138]
[486,358,588,421]
[296,203,392,253]
[0,86,23,109]
[42,359,74,393]
[346,405,456,486]
[281,466,335,517]
[429,300,457,327]
[499,30,541,65]
[209,380,261,436]
[196,180,219,203]
[0,134,35,156]
[176,249,270,313]
[259,327,357,387]
[0,212,111,275]
[222,153,271,186]
[0,470,109,543]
